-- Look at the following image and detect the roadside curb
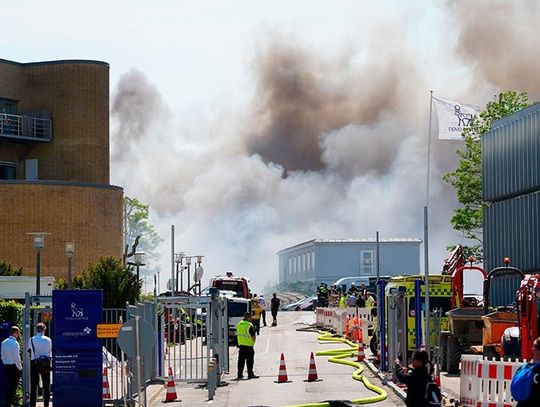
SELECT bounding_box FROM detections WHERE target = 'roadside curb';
[363,359,406,401]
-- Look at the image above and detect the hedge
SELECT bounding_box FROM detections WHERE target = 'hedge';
[0,300,23,328]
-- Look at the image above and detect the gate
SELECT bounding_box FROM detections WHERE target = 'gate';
[22,294,53,407]
[158,294,228,399]
[102,308,128,406]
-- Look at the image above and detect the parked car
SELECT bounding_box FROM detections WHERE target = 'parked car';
[297,297,318,311]
[281,297,309,311]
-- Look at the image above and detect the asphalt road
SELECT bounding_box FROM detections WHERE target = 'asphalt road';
[149,311,404,407]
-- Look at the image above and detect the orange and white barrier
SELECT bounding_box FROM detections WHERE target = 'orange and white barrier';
[460,355,523,407]
[102,368,111,400]
[315,307,374,342]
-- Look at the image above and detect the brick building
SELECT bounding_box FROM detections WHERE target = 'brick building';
[0,58,123,279]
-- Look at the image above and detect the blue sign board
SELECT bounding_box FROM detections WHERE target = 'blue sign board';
[53,290,103,407]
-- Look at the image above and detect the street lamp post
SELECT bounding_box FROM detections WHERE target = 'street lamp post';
[174,252,185,294]
[194,255,205,295]
[186,256,192,293]
[27,232,49,298]
[65,242,74,289]
[129,252,145,300]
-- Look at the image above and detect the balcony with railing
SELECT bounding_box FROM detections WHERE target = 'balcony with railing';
[0,111,52,142]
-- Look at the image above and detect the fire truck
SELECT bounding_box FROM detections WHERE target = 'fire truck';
[209,271,250,299]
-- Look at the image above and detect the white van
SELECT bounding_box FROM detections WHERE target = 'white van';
[227,297,251,341]
[333,277,370,292]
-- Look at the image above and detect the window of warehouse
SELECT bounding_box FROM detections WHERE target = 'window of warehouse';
[361,250,375,275]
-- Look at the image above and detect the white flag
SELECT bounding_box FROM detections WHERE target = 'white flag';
[433,97,481,140]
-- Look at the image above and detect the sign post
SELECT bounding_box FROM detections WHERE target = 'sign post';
[52,290,103,407]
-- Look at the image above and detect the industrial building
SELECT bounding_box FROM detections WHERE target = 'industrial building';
[277,238,421,284]
[483,102,540,278]
[0,58,123,279]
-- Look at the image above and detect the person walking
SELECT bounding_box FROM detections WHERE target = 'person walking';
[513,337,540,407]
[259,295,268,327]
[394,350,432,407]
[270,293,281,326]
[28,322,52,407]
[236,312,259,380]
[1,326,22,407]
[251,299,263,335]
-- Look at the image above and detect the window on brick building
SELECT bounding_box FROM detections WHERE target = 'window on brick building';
[0,161,17,180]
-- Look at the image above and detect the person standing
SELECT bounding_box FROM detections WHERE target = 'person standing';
[346,293,357,307]
[259,295,268,327]
[514,337,540,407]
[339,293,347,309]
[356,293,366,308]
[1,326,22,407]
[251,299,263,335]
[28,322,52,407]
[270,293,281,326]
[236,312,259,380]
[394,350,432,407]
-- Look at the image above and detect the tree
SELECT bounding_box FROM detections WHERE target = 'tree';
[123,196,163,272]
[0,261,22,276]
[444,91,529,259]
[73,257,141,308]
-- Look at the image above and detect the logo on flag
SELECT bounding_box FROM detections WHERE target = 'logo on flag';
[433,97,481,140]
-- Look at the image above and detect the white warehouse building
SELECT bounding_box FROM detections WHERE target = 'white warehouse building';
[278,238,422,284]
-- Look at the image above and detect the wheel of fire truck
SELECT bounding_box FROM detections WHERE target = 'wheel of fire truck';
[446,335,461,374]
[440,331,450,372]
[370,333,378,356]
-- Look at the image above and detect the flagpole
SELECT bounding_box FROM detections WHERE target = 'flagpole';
[424,90,433,354]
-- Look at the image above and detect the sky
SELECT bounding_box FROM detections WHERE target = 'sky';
[2,0,539,293]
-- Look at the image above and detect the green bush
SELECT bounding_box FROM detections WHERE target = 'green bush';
[0,300,23,327]
[75,257,141,307]
[0,260,22,276]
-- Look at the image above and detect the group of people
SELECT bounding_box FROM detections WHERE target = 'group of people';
[1,323,52,407]
[249,293,281,334]
[236,293,281,379]
[317,281,376,308]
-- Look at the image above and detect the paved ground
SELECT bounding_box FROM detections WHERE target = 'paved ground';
[149,311,404,407]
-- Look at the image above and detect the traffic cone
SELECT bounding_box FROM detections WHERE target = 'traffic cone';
[275,353,291,383]
[357,343,365,362]
[304,352,321,382]
[163,366,179,402]
[102,368,111,400]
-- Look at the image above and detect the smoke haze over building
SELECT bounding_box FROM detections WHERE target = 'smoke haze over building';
[108,0,539,291]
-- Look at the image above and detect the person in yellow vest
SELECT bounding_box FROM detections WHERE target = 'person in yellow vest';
[339,293,347,309]
[365,293,375,308]
[251,299,263,335]
[236,312,259,380]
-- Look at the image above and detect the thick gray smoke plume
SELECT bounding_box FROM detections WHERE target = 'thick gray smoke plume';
[450,0,540,97]
[111,69,169,161]
[110,3,538,291]
[245,38,417,172]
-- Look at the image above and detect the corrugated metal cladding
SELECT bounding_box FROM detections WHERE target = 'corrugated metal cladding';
[278,239,421,284]
[483,102,540,202]
[484,190,540,274]
[489,274,523,308]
